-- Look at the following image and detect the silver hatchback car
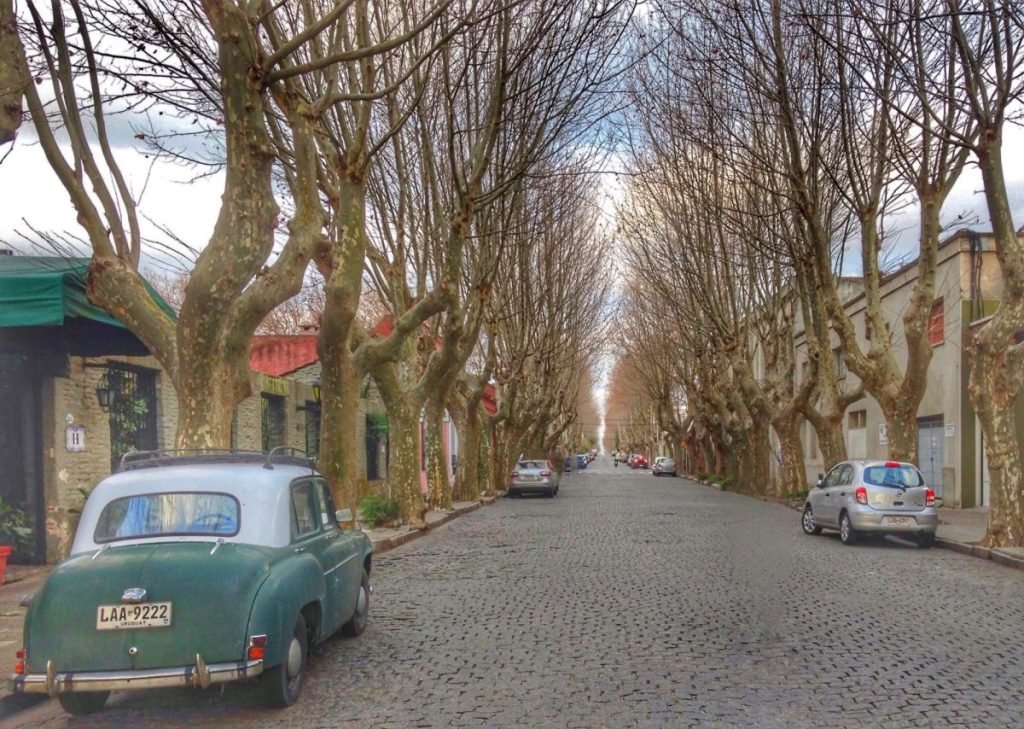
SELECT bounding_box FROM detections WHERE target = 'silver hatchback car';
[652,457,677,477]
[802,460,938,547]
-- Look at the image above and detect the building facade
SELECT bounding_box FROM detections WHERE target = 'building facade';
[780,230,1024,507]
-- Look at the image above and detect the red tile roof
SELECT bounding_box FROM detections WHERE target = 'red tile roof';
[249,335,319,376]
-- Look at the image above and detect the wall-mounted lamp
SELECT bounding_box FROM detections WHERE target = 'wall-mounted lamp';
[95,373,113,412]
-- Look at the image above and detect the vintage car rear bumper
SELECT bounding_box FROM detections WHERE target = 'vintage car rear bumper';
[8,656,263,695]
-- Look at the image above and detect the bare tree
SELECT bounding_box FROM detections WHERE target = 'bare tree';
[14,0,446,450]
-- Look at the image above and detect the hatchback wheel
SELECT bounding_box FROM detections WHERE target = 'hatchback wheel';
[264,613,308,707]
[839,511,858,545]
[59,691,109,716]
[917,532,936,549]
[801,505,822,535]
[342,569,370,637]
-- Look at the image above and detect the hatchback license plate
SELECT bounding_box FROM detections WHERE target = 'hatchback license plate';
[882,516,916,527]
[96,602,172,630]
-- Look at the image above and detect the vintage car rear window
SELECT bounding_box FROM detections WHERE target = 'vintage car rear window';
[863,466,924,488]
[94,492,240,543]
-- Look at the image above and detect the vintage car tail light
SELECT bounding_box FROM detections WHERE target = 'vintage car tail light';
[855,486,868,505]
[14,648,25,674]
[925,489,936,507]
[539,470,552,477]
[248,635,267,661]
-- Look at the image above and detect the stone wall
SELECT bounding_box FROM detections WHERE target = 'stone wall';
[43,360,319,561]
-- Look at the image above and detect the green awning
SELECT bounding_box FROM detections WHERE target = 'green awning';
[0,256,175,329]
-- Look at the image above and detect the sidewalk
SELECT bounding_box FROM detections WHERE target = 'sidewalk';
[932,505,1024,568]
[0,495,496,712]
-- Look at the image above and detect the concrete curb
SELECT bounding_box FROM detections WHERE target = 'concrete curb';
[683,473,1024,574]
[370,499,490,556]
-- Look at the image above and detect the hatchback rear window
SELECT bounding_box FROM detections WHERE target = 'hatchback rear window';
[863,466,924,488]
[94,492,240,543]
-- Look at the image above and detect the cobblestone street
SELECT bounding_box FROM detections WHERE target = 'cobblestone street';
[12,458,1024,728]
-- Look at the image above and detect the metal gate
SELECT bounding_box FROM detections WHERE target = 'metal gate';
[106,364,158,472]
[261,394,286,452]
[917,417,945,497]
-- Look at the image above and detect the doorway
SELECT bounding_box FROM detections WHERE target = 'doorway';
[0,354,45,562]
[917,416,945,497]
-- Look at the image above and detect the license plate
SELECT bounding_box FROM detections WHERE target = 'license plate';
[882,516,916,527]
[519,475,536,481]
[96,602,172,630]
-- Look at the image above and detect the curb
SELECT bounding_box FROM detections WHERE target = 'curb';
[685,474,1024,574]
[934,538,1024,571]
[370,500,489,556]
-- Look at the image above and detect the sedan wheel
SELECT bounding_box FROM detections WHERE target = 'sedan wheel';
[839,512,858,545]
[801,505,822,535]
[264,614,308,707]
[58,691,110,716]
[342,569,370,637]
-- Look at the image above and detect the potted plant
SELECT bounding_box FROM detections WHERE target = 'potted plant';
[0,497,33,585]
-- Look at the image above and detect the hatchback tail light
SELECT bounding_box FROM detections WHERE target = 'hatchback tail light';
[855,486,868,505]
[248,635,267,661]
[14,648,25,675]
[884,461,901,468]
[925,489,935,507]
[539,470,551,477]
[510,471,519,478]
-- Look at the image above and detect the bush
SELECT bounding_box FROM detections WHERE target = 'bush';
[358,494,400,528]
[0,497,32,551]
[696,472,708,481]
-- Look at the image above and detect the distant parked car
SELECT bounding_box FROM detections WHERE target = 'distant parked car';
[576,454,588,470]
[8,450,373,715]
[564,457,572,473]
[509,459,560,498]
[801,460,938,547]
[652,457,676,477]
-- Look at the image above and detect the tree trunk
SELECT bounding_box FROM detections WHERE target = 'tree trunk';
[318,345,361,517]
[174,370,238,449]
[424,396,452,510]
[453,404,482,501]
[0,0,27,145]
[773,417,806,497]
[490,423,510,493]
[386,401,426,528]
[970,135,1024,547]
[970,345,1024,545]
[316,177,368,517]
[883,400,919,464]
[478,418,493,496]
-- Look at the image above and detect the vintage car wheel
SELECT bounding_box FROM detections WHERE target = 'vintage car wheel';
[58,691,110,715]
[342,569,370,637]
[264,614,308,707]
[801,505,822,535]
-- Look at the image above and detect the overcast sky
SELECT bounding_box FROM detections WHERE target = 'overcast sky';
[2,118,1022,274]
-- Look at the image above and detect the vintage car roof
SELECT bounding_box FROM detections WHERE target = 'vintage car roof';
[71,462,316,555]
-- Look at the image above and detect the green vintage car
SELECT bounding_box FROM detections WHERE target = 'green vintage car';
[8,450,373,715]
